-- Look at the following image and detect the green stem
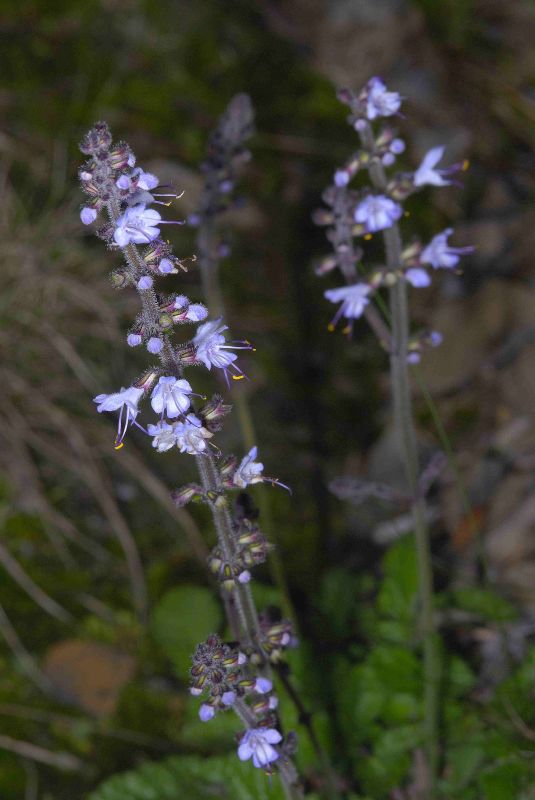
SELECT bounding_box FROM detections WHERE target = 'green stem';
[358,125,440,793]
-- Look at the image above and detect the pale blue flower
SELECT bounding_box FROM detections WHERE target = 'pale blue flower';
[405,268,431,288]
[113,204,161,246]
[413,146,460,188]
[421,228,474,269]
[80,207,97,224]
[324,283,371,324]
[93,385,144,447]
[150,376,193,418]
[237,728,282,768]
[354,195,402,232]
[366,77,401,120]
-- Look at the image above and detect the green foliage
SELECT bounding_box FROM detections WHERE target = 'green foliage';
[89,754,288,800]
[449,587,517,622]
[150,585,222,675]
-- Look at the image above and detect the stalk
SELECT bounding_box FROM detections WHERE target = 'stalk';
[104,205,302,799]
[359,123,440,793]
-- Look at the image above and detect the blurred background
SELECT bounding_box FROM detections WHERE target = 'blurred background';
[2,0,535,797]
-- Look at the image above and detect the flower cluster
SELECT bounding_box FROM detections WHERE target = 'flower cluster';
[80,122,298,781]
[315,77,474,351]
[188,93,254,229]
[190,635,282,770]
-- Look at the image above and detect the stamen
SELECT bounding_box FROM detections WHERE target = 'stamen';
[232,374,245,381]
[114,441,125,450]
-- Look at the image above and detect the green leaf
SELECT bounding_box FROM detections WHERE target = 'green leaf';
[151,585,222,675]
[377,536,418,625]
[479,760,530,800]
[89,754,288,800]
[450,588,517,622]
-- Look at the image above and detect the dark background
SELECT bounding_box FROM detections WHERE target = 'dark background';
[1,1,535,797]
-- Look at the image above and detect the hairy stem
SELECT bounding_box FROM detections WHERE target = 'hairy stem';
[358,124,440,793]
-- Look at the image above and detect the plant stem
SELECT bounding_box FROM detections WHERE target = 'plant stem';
[358,124,440,794]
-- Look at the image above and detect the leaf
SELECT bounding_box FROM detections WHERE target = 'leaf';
[377,536,418,625]
[151,585,222,675]
[89,754,288,800]
[451,588,517,622]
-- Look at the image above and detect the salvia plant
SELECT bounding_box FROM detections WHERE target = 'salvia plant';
[315,77,473,797]
[78,122,302,797]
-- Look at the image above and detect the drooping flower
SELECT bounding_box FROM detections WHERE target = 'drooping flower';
[113,203,161,246]
[193,318,252,382]
[354,194,402,233]
[233,446,264,488]
[150,376,193,418]
[420,228,474,270]
[174,415,213,455]
[93,385,144,447]
[365,77,402,120]
[324,283,371,326]
[237,728,282,769]
[413,146,462,188]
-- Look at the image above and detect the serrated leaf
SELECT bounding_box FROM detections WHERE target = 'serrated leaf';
[151,585,222,675]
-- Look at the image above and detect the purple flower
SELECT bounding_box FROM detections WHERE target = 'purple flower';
[147,337,163,354]
[233,446,264,488]
[405,268,431,288]
[113,204,162,247]
[199,704,215,722]
[254,677,273,694]
[420,228,474,269]
[238,570,251,584]
[413,146,460,188]
[93,385,144,447]
[355,195,402,233]
[147,421,177,453]
[134,168,159,191]
[158,258,174,274]
[334,169,350,187]
[193,318,251,382]
[127,333,142,347]
[185,303,208,322]
[150,376,193,418]
[174,414,213,455]
[366,77,401,120]
[137,276,153,291]
[80,207,97,225]
[237,728,282,769]
[222,691,236,706]
[324,283,371,326]
[390,138,405,155]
